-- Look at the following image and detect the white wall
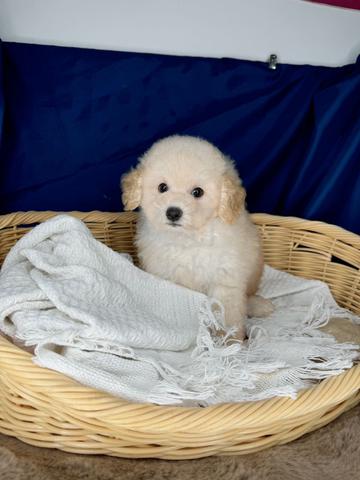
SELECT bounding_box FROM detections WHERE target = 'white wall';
[0,0,359,66]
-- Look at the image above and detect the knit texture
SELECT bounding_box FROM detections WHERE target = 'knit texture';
[0,215,358,406]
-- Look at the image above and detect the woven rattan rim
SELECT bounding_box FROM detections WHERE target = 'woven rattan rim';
[0,211,359,459]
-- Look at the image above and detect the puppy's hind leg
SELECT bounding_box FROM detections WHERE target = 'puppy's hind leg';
[247,295,274,318]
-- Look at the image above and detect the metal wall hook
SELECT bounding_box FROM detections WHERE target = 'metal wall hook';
[268,54,278,70]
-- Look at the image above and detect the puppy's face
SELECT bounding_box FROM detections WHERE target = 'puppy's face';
[121,136,245,232]
[141,158,221,231]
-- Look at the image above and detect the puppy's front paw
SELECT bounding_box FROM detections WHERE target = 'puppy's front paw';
[233,325,246,342]
[247,295,274,318]
[225,312,246,342]
[225,324,246,344]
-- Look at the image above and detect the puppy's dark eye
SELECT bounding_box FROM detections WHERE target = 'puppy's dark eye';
[191,187,204,198]
[158,183,168,193]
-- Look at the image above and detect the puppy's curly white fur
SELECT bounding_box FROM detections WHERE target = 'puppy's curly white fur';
[121,135,273,339]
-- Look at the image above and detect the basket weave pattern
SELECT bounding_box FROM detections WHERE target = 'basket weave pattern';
[0,211,359,460]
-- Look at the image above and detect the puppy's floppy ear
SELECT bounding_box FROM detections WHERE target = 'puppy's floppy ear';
[121,167,143,211]
[218,172,246,224]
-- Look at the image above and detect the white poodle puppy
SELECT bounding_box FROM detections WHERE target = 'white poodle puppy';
[121,135,273,339]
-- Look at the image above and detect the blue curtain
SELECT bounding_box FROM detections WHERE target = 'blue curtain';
[0,40,359,233]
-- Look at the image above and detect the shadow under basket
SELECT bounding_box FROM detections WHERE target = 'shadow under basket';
[0,211,359,460]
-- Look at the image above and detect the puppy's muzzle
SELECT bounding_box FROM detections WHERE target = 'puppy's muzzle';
[166,206,183,223]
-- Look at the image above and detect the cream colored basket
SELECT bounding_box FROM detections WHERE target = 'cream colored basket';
[0,211,359,460]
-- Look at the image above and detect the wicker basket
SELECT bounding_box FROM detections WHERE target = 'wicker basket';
[0,211,359,460]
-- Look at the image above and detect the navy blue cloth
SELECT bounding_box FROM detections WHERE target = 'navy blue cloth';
[0,41,359,233]
[0,44,4,147]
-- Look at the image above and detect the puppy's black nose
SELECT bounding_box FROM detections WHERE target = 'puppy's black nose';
[166,206,183,222]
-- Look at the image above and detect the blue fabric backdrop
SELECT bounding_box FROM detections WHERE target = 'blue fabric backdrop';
[0,41,359,233]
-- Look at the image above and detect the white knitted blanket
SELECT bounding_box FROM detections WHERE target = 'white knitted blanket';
[0,215,359,406]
